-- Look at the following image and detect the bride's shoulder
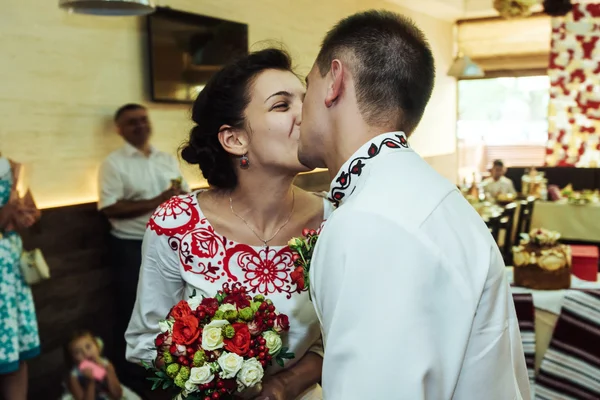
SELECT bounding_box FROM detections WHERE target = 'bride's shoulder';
[147,192,203,237]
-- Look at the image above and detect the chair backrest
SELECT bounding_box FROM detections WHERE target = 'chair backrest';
[486,214,501,243]
[499,202,518,263]
[516,196,536,235]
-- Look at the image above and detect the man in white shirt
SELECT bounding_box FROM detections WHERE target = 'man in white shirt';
[483,159,517,198]
[98,103,188,385]
[298,10,531,399]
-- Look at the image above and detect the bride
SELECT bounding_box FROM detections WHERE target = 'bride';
[125,48,332,400]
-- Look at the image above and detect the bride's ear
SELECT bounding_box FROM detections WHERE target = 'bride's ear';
[218,125,249,157]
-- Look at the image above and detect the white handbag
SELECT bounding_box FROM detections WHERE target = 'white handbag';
[20,248,50,285]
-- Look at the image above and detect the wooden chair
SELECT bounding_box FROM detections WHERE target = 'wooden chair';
[498,202,518,265]
[516,196,536,237]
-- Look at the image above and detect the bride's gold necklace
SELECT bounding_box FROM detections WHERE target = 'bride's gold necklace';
[229,190,295,247]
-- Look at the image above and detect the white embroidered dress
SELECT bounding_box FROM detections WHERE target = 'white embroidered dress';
[126,192,332,399]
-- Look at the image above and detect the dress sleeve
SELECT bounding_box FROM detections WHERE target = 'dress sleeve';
[125,223,185,364]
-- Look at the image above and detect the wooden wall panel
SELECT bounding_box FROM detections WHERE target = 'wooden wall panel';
[20,204,115,400]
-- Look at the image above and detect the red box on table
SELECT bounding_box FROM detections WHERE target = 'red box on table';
[570,245,599,282]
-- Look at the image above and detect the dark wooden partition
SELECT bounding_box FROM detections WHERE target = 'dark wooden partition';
[20,203,115,400]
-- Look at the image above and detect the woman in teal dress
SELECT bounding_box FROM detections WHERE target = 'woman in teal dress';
[0,156,41,400]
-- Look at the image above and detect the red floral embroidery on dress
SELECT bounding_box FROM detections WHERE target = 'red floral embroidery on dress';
[223,245,298,298]
[148,194,307,295]
[148,194,201,236]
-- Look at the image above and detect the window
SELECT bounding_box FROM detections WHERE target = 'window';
[457,75,549,183]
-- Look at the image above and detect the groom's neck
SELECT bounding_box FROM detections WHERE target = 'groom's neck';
[326,120,398,179]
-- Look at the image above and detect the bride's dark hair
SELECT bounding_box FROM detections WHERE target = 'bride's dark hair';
[181,48,294,189]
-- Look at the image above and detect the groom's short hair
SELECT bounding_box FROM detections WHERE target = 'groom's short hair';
[316,10,435,135]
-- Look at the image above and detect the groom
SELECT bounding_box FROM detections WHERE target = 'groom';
[298,10,531,399]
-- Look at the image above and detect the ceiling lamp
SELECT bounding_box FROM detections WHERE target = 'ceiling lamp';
[58,0,155,16]
[447,54,485,79]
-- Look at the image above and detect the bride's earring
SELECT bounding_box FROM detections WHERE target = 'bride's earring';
[240,154,249,169]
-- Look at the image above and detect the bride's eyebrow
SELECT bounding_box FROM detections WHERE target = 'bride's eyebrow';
[264,91,293,103]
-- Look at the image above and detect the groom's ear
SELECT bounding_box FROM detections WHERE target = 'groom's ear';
[325,59,344,108]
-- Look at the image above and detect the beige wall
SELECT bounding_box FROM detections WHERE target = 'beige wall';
[1,0,456,208]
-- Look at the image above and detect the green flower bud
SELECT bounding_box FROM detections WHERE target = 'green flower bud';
[166,363,180,378]
[213,310,225,320]
[162,351,174,365]
[250,301,261,313]
[224,310,238,322]
[222,324,236,339]
[238,307,255,321]
[178,366,190,381]
[253,295,265,302]
[174,374,186,389]
[192,350,206,367]
[265,299,273,306]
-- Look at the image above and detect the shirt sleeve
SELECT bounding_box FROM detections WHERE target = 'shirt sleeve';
[97,159,123,210]
[125,225,185,364]
[316,211,474,400]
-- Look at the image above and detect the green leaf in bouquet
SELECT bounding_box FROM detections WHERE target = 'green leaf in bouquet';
[276,357,285,368]
[140,360,152,370]
[162,380,172,390]
[148,377,163,391]
[190,289,197,298]
[156,370,169,379]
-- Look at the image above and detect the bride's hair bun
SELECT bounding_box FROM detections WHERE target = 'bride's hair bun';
[180,48,293,189]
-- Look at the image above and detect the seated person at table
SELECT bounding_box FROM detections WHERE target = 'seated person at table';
[482,160,516,198]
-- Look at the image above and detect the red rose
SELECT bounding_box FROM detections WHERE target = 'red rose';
[172,314,201,345]
[223,293,251,309]
[201,298,219,313]
[224,323,251,356]
[274,314,290,333]
[169,300,192,319]
[155,333,165,347]
[290,267,305,290]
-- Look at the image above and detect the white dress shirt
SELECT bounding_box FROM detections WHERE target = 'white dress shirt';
[482,176,517,198]
[310,132,531,400]
[126,193,333,399]
[97,143,189,240]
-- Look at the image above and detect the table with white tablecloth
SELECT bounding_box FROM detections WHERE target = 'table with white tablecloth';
[531,201,600,242]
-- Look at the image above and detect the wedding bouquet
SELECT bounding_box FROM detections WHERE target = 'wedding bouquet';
[288,228,319,294]
[144,283,294,400]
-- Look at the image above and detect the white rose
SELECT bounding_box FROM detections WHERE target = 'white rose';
[218,303,237,313]
[187,296,202,311]
[188,365,214,385]
[236,358,264,391]
[158,319,173,333]
[202,319,230,351]
[217,351,244,379]
[184,379,199,393]
[262,331,282,355]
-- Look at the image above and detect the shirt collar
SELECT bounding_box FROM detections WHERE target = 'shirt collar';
[123,142,156,157]
[328,131,410,207]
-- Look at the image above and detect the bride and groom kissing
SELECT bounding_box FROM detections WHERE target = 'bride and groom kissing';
[126,9,532,400]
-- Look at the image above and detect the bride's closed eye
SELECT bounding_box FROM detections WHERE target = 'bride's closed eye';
[271,102,290,111]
